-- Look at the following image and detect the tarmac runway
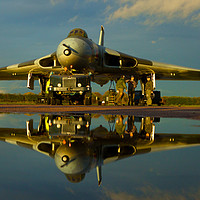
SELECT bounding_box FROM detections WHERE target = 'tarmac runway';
[0,104,200,119]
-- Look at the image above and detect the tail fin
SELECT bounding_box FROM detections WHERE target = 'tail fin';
[98,25,104,46]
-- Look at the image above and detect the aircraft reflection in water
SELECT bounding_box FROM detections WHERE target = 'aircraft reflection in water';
[0,114,200,186]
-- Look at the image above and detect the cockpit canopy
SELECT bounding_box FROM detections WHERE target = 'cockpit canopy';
[67,28,88,38]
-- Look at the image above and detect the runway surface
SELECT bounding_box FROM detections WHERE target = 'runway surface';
[0,104,200,119]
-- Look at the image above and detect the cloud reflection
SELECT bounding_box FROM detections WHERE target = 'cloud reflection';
[104,185,200,200]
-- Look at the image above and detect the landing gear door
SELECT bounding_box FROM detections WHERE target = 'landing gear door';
[27,73,34,90]
[26,119,33,136]
[151,73,156,90]
[150,124,155,142]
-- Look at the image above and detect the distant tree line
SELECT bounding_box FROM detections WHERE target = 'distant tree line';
[0,92,199,105]
[162,96,200,105]
[0,93,38,103]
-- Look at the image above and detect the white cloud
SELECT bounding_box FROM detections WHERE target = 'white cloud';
[50,0,64,6]
[108,0,200,25]
[85,0,98,2]
[104,5,112,15]
[151,37,164,44]
[84,0,108,2]
[68,15,79,23]
[191,13,200,25]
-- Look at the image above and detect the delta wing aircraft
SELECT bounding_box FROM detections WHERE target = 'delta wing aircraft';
[0,26,200,94]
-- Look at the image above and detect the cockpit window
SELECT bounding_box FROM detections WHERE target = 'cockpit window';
[67,28,88,38]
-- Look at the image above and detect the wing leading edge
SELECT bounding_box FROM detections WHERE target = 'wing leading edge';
[0,52,63,80]
[136,59,200,81]
[102,48,200,81]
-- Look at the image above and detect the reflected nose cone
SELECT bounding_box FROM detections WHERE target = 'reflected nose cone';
[54,144,92,175]
[56,37,92,71]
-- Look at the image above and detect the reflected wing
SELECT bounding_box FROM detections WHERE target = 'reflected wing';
[0,52,62,80]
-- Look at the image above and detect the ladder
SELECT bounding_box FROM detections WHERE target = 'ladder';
[108,80,116,105]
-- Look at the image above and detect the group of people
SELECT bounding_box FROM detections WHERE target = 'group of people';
[114,115,155,141]
[115,75,153,106]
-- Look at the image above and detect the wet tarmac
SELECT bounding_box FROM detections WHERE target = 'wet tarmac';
[0,112,200,200]
[0,104,200,119]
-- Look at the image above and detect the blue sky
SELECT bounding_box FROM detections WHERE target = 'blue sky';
[0,0,200,96]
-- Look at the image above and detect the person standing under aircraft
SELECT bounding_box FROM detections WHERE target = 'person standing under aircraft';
[126,76,137,106]
[145,76,153,106]
[115,75,127,106]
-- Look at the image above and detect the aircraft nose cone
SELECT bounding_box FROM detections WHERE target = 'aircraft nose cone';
[56,37,92,71]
